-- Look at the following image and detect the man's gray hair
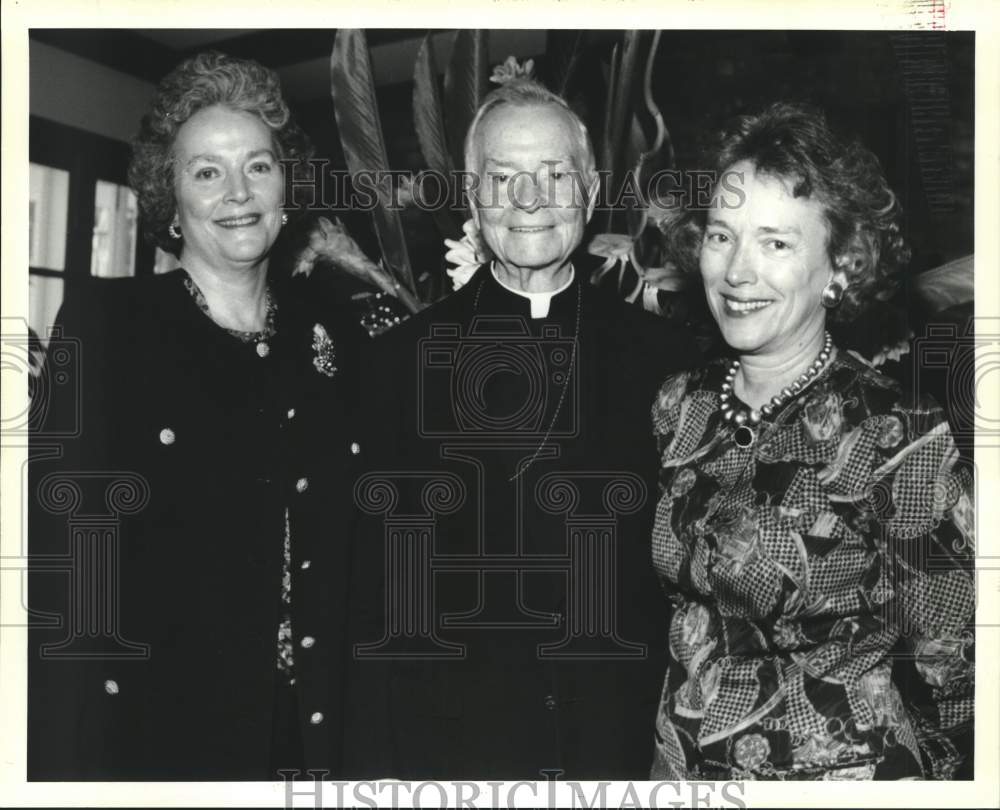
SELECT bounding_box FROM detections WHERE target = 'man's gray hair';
[463,79,597,186]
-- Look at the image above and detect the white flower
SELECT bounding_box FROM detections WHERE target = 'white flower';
[490,55,536,85]
[588,233,687,306]
[588,233,634,262]
[443,219,489,290]
[588,233,636,292]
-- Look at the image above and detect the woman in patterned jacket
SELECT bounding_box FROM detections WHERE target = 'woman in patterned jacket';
[650,103,974,780]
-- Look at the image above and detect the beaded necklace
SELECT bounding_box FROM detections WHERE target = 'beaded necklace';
[719,331,834,449]
[183,272,277,357]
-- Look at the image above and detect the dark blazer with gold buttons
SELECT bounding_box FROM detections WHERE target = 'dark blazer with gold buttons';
[28,268,363,780]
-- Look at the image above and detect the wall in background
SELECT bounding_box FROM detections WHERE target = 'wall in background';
[29,40,156,144]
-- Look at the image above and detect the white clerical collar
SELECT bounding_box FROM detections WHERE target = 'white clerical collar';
[490,264,575,319]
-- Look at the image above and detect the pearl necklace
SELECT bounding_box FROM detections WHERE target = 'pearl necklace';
[720,331,833,449]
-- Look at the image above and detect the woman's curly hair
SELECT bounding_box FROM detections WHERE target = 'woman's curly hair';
[662,102,910,323]
[128,51,312,256]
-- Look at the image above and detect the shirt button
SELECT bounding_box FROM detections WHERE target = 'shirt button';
[256,341,270,358]
[310,712,324,725]
[300,635,316,649]
[287,408,296,419]
[350,441,361,455]
[295,477,309,493]
[300,559,311,570]
[104,679,119,695]
[158,428,175,445]
[543,695,557,711]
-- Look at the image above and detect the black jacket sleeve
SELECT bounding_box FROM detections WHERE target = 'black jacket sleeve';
[28,280,124,778]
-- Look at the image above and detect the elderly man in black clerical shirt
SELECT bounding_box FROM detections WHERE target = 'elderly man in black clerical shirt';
[345,79,700,780]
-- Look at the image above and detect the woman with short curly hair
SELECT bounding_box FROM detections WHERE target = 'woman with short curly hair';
[128,50,311,256]
[664,103,910,326]
[29,52,360,780]
[650,103,974,780]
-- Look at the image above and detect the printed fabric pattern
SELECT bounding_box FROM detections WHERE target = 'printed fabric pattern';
[649,352,974,781]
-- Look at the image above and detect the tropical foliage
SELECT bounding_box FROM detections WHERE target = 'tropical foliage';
[314,28,695,333]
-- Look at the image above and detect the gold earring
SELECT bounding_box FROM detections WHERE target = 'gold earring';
[821,281,844,308]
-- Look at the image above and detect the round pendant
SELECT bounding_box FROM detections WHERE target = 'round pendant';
[733,425,755,449]
[256,341,270,358]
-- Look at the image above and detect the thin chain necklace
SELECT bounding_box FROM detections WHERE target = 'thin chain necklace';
[720,331,834,449]
[472,266,582,481]
[183,272,277,357]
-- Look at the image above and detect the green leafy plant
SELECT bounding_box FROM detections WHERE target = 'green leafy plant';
[585,30,689,315]
[329,29,420,312]
[323,28,690,325]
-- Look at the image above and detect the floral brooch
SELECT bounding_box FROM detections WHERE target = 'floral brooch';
[311,323,338,378]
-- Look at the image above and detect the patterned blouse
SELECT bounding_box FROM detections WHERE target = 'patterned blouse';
[649,350,975,780]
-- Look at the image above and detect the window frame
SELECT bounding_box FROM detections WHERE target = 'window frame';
[28,115,155,282]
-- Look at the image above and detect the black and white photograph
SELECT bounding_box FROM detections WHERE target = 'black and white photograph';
[2,1,997,807]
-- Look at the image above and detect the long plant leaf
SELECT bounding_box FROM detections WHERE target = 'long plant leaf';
[625,114,650,241]
[546,30,585,98]
[600,44,619,176]
[627,30,668,242]
[609,31,641,179]
[641,30,672,169]
[414,35,454,177]
[443,29,488,171]
[330,29,416,297]
[413,34,462,240]
[602,32,642,233]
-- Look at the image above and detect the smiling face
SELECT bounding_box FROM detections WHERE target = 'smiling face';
[172,105,284,275]
[700,160,847,360]
[471,103,597,288]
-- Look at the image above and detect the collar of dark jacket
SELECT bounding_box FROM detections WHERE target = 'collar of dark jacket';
[468,262,583,326]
